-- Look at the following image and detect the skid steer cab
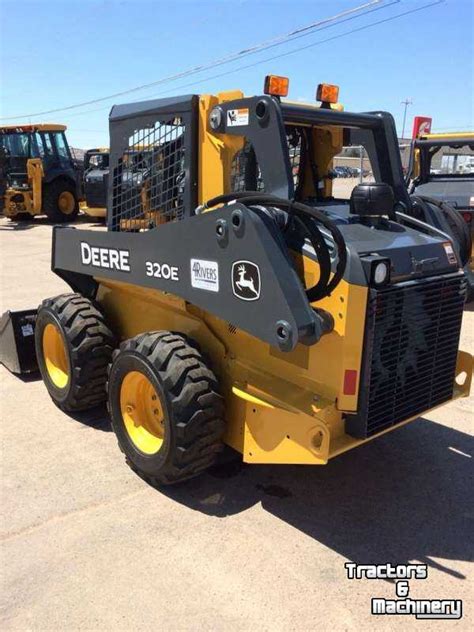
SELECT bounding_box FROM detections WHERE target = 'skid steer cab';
[0,124,81,222]
[407,131,474,282]
[80,146,155,222]
[6,76,471,487]
[80,147,110,220]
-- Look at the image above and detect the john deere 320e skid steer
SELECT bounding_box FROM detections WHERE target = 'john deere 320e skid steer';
[29,77,472,485]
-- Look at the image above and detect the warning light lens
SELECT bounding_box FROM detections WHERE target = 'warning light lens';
[316,83,339,104]
[264,75,289,97]
[343,369,358,396]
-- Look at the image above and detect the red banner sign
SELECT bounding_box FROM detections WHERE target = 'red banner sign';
[412,116,432,139]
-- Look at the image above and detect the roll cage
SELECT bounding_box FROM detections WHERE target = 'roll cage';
[408,137,474,184]
[106,93,412,232]
[208,96,411,208]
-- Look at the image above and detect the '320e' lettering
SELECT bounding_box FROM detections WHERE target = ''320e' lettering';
[145,261,179,281]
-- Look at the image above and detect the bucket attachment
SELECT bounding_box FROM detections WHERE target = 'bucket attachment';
[0,309,38,374]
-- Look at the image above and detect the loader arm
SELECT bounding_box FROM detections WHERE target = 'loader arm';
[51,203,327,352]
[27,158,44,213]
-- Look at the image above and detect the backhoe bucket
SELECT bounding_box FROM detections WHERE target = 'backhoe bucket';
[0,309,38,374]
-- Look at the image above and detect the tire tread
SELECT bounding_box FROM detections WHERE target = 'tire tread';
[38,293,115,411]
[108,331,224,485]
[43,179,79,223]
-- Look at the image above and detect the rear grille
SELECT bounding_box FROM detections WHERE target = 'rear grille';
[346,274,466,438]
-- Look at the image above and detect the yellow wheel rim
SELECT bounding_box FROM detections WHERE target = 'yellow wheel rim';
[42,323,70,388]
[120,371,165,455]
[58,191,75,215]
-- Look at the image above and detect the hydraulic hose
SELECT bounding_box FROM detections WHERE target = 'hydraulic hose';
[197,191,347,301]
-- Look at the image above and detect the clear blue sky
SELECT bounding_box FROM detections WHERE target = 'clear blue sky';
[1,0,472,148]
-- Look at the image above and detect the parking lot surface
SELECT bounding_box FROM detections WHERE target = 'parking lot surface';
[1,216,473,631]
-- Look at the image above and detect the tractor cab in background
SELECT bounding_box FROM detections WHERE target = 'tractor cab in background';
[80,147,155,221]
[0,124,81,222]
[407,132,474,273]
[81,147,110,220]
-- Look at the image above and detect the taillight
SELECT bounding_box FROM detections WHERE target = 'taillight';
[462,212,472,223]
[343,369,358,395]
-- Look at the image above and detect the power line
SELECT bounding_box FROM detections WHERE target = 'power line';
[135,1,445,105]
[1,0,392,120]
[32,0,441,124]
[40,0,393,123]
[24,0,445,131]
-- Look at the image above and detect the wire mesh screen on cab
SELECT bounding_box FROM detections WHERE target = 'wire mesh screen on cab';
[110,118,186,231]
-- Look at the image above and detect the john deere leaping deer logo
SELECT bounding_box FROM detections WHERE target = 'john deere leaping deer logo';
[232,261,261,301]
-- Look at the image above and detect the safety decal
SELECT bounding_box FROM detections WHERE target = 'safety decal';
[442,242,457,265]
[226,108,249,127]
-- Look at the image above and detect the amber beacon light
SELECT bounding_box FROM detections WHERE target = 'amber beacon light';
[316,83,339,104]
[264,75,289,97]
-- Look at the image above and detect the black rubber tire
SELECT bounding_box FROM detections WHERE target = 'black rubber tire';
[43,179,79,223]
[107,331,225,485]
[35,293,116,411]
[440,205,471,267]
[411,195,472,267]
[429,199,471,267]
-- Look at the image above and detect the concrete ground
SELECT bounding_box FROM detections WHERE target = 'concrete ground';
[0,215,473,631]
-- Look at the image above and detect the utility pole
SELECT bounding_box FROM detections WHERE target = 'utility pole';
[401,98,413,140]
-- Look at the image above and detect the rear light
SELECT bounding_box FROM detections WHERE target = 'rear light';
[343,370,358,395]
[462,212,472,223]
[469,196,474,207]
